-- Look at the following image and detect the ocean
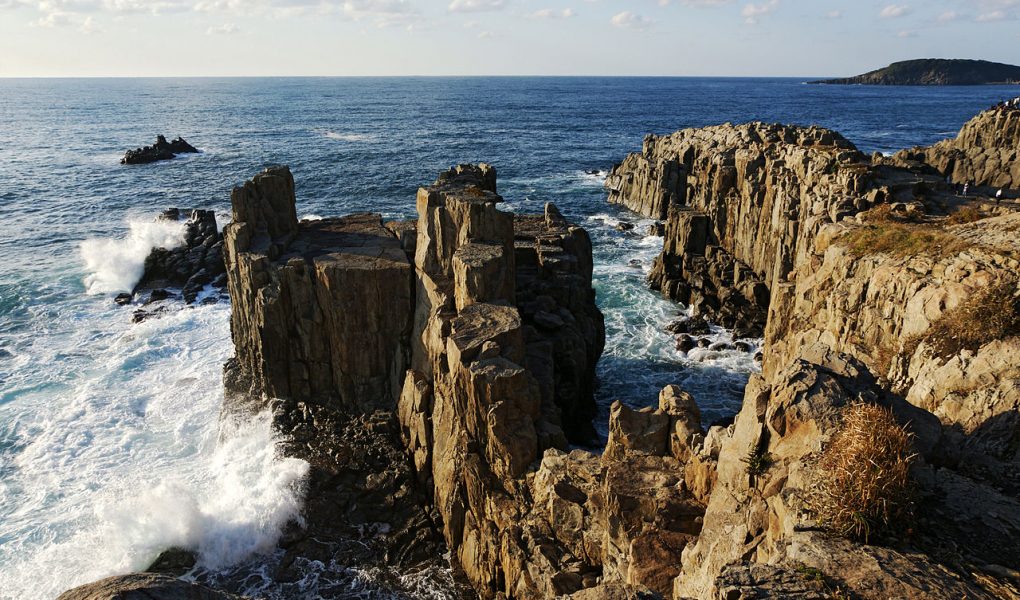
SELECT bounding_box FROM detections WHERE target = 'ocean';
[0,77,1015,599]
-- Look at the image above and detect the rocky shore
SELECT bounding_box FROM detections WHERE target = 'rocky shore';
[66,99,1020,599]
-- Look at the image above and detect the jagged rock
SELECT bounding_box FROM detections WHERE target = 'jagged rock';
[121,135,199,165]
[56,573,239,600]
[113,292,132,305]
[892,101,1020,189]
[665,315,710,335]
[136,208,225,304]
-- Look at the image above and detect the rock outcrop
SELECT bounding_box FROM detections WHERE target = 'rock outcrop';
[215,164,670,598]
[607,123,871,336]
[121,135,199,164]
[57,573,241,600]
[606,109,1020,598]
[811,58,1020,86]
[892,100,1020,189]
[136,208,226,304]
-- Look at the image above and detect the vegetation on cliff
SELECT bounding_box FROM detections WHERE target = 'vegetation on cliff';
[814,403,916,543]
[812,58,1020,86]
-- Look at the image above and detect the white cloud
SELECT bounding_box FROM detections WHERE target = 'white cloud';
[937,10,959,22]
[477,29,492,38]
[976,9,1008,21]
[31,10,72,27]
[826,10,841,19]
[530,7,574,19]
[879,4,910,19]
[610,10,651,30]
[741,0,777,24]
[79,13,99,31]
[897,29,915,37]
[448,0,503,12]
[206,22,238,33]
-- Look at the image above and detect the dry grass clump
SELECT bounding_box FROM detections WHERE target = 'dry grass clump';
[840,204,970,259]
[905,279,1020,360]
[945,205,985,225]
[815,402,916,543]
[842,223,968,259]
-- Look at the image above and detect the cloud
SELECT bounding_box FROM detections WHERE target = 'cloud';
[897,29,916,37]
[529,7,574,19]
[936,10,959,22]
[826,9,841,19]
[448,0,503,12]
[976,9,1008,21]
[206,22,238,33]
[879,4,910,19]
[610,10,651,30]
[79,13,99,31]
[31,10,72,27]
[741,0,778,24]
[477,29,492,38]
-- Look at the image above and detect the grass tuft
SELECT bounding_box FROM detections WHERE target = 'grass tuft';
[904,279,1020,360]
[945,205,985,225]
[840,205,969,259]
[814,402,916,543]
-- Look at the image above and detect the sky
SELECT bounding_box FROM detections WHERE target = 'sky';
[0,0,1018,77]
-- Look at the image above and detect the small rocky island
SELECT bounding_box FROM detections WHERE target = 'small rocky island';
[66,100,1020,599]
[811,58,1020,86]
[121,135,199,164]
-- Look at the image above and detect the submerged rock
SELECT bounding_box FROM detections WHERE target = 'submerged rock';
[121,135,199,165]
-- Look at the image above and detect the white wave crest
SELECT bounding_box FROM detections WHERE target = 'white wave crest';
[322,131,375,142]
[80,219,186,294]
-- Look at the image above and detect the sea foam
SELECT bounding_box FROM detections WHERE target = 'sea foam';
[0,303,308,600]
[80,219,186,294]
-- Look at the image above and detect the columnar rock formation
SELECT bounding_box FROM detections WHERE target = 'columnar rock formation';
[893,101,1020,189]
[607,123,872,336]
[605,115,1020,598]
[215,164,720,598]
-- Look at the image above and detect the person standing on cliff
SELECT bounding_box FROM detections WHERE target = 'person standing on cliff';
[997,189,1004,205]
[962,182,970,197]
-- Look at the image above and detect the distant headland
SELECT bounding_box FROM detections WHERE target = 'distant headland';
[811,58,1020,86]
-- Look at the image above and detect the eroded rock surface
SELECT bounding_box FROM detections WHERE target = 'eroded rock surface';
[893,100,1020,189]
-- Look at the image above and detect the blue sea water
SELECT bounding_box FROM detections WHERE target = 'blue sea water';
[0,77,1016,599]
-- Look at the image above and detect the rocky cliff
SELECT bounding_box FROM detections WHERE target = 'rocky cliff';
[603,111,1020,598]
[892,100,1020,189]
[811,58,1020,86]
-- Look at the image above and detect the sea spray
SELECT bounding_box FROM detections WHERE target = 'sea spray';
[0,302,308,600]
[80,218,187,295]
